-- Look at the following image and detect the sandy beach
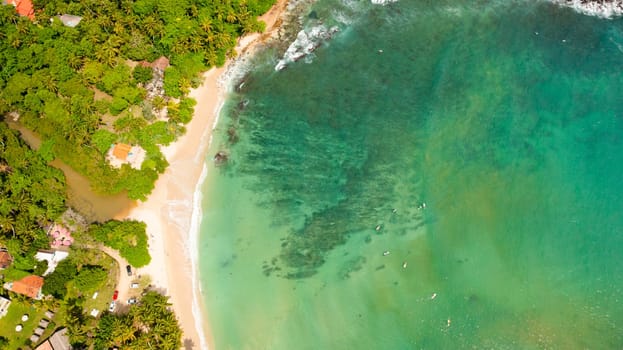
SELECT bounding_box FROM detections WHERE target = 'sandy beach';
[124,1,289,349]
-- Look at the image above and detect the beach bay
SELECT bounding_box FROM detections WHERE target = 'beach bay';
[198,0,623,349]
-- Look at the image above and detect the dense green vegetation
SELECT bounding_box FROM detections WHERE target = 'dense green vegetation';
[90,220,151,267]
[1,0,278,347]
[42,259,78,299]
[0,123,66,249]
[0,0,275,200]
[94,291,182,349]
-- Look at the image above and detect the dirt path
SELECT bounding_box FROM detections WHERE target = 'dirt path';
[100,246,132,305]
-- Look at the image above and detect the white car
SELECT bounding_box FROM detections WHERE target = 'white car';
[108,301,116,312]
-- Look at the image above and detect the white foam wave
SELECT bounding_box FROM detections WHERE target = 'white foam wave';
[275,25,340,71]
[189,162,209,350]
[549,0,623,18]
[187,70,229,350]
[371,0,398,5]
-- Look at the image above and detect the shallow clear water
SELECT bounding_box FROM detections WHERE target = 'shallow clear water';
[199,1,623,348]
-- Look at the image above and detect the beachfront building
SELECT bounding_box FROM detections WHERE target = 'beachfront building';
[0,248,13,269]
[0,296,11,318]
[106,143,146,170]
[3,275,44,299]
[35,328,72,350]
[35,250,69,276]
[2,0,34,19]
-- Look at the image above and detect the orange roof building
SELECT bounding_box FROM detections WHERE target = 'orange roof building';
[4,0,34,19]
[111,143,132,161]
[107,143,146,170]
[6,275,44,299]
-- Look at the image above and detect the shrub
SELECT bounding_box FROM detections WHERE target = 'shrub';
[91,130,117,154]
[90,220,151,267]
[133,66,153,84]
[109,96,129,115]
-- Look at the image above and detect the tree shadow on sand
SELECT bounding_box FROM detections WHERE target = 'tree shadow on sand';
[184,338,195,350]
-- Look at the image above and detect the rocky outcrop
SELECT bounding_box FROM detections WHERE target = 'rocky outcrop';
[275,25,340,71]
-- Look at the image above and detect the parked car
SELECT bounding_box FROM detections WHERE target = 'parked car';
[131,283,140,289]
[108,301,116,312]
[126,265,132,276]
[127,298,137,305]
[112,290,119,301]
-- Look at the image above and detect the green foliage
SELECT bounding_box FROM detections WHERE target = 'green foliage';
[0,0,277,202]
[34,259,48,276]
[114,86,144,105]
[39,138,56,162]
[94,291,182,349]
[90,220,151,267]
[91,129,117,154]
[43,258,78,299]
[98,65,133,95]
[163,66,183,98]
[0,336,8,348]
[82,61,106,84]
[109,96,129,115]
[138,121,176,146]
[0,124,66,248]
[133,66,153,84]
[74,265,108,292]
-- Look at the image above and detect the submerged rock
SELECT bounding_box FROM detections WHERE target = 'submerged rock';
[214,151,229,165]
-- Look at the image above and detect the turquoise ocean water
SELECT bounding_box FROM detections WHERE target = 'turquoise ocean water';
[199,1,623,348]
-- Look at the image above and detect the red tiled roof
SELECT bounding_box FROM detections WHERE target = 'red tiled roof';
[5,0,34,19]
[12,275,44,299]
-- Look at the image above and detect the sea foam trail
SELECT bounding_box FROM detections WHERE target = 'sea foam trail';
[371,0,398,5]
[549,0,623,18]
[188,94,226,350]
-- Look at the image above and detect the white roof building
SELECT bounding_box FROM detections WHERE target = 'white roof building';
[35,250,69,276]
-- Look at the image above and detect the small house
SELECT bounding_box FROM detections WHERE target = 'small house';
[106,143,146,170]
[4,275,44,299]
[2,0,34,19]
[35,328,71,350]
[35,250,69,276]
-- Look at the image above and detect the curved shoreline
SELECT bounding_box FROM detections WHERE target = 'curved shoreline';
[125,1,290,349]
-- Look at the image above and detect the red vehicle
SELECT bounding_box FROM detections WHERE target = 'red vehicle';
[112,290,119,301]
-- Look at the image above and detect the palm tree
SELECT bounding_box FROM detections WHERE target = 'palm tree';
[142,16,164,40]
[226,11,237,24]
[0,161,13,174]
[67,54,83,70]
[188,37,202,53]
[0,214,16,237]
[200,17,213,33]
